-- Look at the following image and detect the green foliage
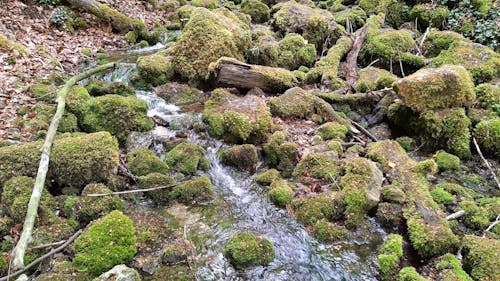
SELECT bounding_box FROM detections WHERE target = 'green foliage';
[73,211,137,276]
[268,179,293,207]
[165,142,209,175]
[127,148,169,177]
[224,232,274,269]
[313,219,348,242]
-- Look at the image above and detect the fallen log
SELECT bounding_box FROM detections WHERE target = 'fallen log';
[343,23,370,90]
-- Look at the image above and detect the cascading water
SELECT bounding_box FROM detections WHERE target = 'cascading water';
[103,61,386,281]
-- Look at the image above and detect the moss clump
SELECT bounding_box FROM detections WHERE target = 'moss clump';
[437,183,477,200]
[171,176,214,204]
[203,89,274,144]
[355,66,397,93]
[85,79,135,97]
[412,159,438,175]
[0,132,119,189]
[424,30,466,58]
[138,173,176,205]
[382,185,406,204]
[30,84,57,102]
[313,219,348,242]
[377,202,403,227]
[78,94,153,144]
[435,253,473,281]
[240,0,269,23]
[407,215,459,258]
[385,1,410,28]
[359,0,389,14]
[192,0,219,9]
[316,122,348,140]
[75,184,124,224]
[378,234,403,281]
[433,150,460,172]
[334,7,367,30]
[409,4,449,31]
[73,211,137,276]
[66,85,91,120]
[474,117,500,158]
[262,132,297,176]
[137,53,174,86]
[291,194,338,226]
[430,41,500,84]
[127,148,169,177]
[156,82,206,107]
[458,200,496,230]
[0,34,28,56]
[29,104,78,133]
[165,142,209,175]
[224,232,274,269]
[293,151,338,184]
[268,179,293,207]
[271,1,344,49]
[171,7,251,82]
[430,187,454,205]
[462,235,500,281]
[255,169,281,185]
[219,144,258,172]
[475,83,500,110]
[393,65,476,113]
[398,267,427,281]
[395,136,415,151]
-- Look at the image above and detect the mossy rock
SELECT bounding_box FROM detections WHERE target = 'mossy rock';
[254,169,281,185]
[407,215,458,258]
[333,6,367,30]
[412,159,438,175]
[474,117,500,158]
[291,193,339,226]
[164,142,209,175]
[359,0,389,14]
[433,150,460,172]
[397,267,427,281]
[29,104,78,133]
[29,84,57,102]
[376,202,403,227]
[138,173,176,205]
[137,53,175,86]
[95,264,141,281]
[161,240,190,265]
[224,232,274,269]
[434,253,473,281]
[385,1,410,29]
[313,219,348,242]
[191,0,219,9]
[458,200,496,230]
[73,211,137,276]
[430,187,453,205]
[171,7,251,82]
[355,66,397,93]
[262,131,298,176]
[171,176,214,204]
[409,4,449,31]
[85,79,135,96]
[423,30,467,58]
[219,144,258,172]
[430,41,500,84]
[316,121,348,140]
[271,1,344,49]
[393,65,475,113]
[75,184,125,224]
[0,132,119,189]
[241,0,270,23]
[203,88,274,144]
[381,185,406,204]
[66,85,92,120]
[127,148,169,177]
[155,82,206,107]
[475,83,500,110]
[378,234,403,281]
[293,151,338,184]
[395,136,415,151]
[437,182,478,200]
[462,235,500,281]
[268,179,293,207]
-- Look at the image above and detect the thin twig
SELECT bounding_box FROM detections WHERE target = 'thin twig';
[398,50,405,77]
[350,120,378,142]
[446,210,465,221]
[472,136,500,189]
[1,230,82,281]
[86,183,179,197]
[483,214,499,237]
[419,27,430,54]
[29,240,65,250]
[367,58,380,68]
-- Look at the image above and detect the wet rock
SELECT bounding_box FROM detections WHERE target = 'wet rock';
[164,142,209,175]
[126,131,154,151]
[155,82,206,108]
[138,173,176,205]
[218,144,259,172]
[137,52,174,87]
[224,232,274,269]
[127,148,169,177]
[95,264,141,281]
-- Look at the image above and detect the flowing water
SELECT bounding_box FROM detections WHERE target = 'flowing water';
[101,61,386,281]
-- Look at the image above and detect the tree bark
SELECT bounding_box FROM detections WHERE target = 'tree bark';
[10,63,116,271]
[343,23,370,90]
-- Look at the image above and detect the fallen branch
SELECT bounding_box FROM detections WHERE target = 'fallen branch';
[119,159,139,183]
[446,210,465,221]
[1,230,82,281]
[86,183,179,197]
[10,63,116,271]
[350,120,378,142]
[344,23,370,90]
[483,215,500,237]
[418,27,430,55]
[29,240,65,250]
[315,88,387,105]
[472,136,500,189]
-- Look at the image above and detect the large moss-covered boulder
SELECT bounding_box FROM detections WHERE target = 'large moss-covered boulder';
[355,66,397,93]
[137,53,174,86]
[171,7,251,81]
[73,211,137,276]
[203,88,274,144]
[378,234,403,281]
[138,173,176,205]
[393,65,475,113]
[78,94,153,144]
[271,1,344,49]
[219,144,259,172]
[462,235,500,281]
[291,193,339,226]
[224,232,274,269]
[74,184,125,224]
[85,79,135,97]
[241,0,270,23]
[430,41,500,84]
[171,176,214,204]
[0,132,119,189]
[164,142,209,175]
[474,117,500,158]
[409,4,449,31]
[127,148,169,177]
[262,131,298,176]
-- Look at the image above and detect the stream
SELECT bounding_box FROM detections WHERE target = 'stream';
[99,60,386,281]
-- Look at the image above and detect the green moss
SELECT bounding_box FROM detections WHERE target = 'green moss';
[437,183,477,200]
[171,176,213,204]
[355,66,397,93]
[360,27,415,67]
[409,4,449,31]
[359,0,389,14]
[293,151,338,184]
[316,121,348,140]
[378,234,403,280]
[137,53,174,86]
[219,144,258,172]
[224,232,274,269]
[398,267,427,281]
[424,30,466,58]
[156,82,206,107]
[407,216,458,258]
[462,235,500,281]
[382,185,406,204]
[171,8,251,82]
[393,65,476,113]
[138,173,176,204]
[395,136,415,151]
[268,179,293,207]
[85,79,135,97]
[255,169,281,185]
[334,7,367,30]
[191,0,219,9]
[433,150,460,172]
[80,94,153,144]
[165,142,209,175]
[472,0,493,14]
[475,83,500,110]
[73,211,137,276]
[430,187,454,205]
[474,117,500,158]
[75,184,125,224]
[29,104,78,133]
[0,34,28,56]
[66,85,91,120]
[435,253,473,281]
[0,132,119,189]
[459,200,494,230]
[30,84,57,102]
[241,0,269,23]
[313,219,348,242]
[412,159,438,175]
[127,148,169,177]
[385,1,410,28]
[291,194,338,226]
